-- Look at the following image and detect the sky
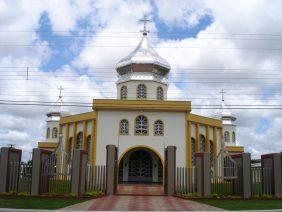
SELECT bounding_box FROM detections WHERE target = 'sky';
[0,0,282,161]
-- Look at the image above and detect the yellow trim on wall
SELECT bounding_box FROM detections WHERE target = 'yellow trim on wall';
[226,146,244,152]
[187,113,222,128]
[92,112,98,165]
[118,145,164,168]
[38,142,58,148]
[60,111,96,125]
[186,121,191,167]
[93,99,191,112]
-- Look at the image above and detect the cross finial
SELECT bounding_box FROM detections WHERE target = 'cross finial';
[58,86,64,99]
[139,15,151,36]
[220,89,225,102]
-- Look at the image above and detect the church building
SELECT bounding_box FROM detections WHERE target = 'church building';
[38,26,244,184]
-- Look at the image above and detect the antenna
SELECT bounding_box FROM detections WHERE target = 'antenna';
[139,15,151,35]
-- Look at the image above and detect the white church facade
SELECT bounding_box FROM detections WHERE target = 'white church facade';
[38,28,244,184]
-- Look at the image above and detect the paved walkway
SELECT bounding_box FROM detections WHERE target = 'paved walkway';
[117,184,164,195]
[62,195,223,211]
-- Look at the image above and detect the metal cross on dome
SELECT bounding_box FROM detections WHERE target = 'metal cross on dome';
[220,89,226,102]
[139,15,151,35]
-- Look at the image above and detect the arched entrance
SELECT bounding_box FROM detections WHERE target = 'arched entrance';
[118,147,163,184]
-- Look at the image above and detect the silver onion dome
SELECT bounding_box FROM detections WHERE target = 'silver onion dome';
[116,33,171,76]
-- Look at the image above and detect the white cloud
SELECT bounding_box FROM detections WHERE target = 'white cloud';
[0,0,282,161]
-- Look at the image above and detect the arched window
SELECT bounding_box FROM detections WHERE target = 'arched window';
[232,132,236,142]
[76,132,83,149]
[200,135,206,152]
[52,127,58,138]
[137,84,147,99]
[67,137,73,162]
[86,135,91,163]
[224,131,230,142]
[46,128,50,138]
[135,115,148,135]
[119,119,129,135]
[156,87,164,100]
[154,120,164,136]
[191,138,196,166]
[120,86,127,100]
[210,140,214,163]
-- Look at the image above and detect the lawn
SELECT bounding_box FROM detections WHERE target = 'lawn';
[195,199,282,211]
[0,196,89,210]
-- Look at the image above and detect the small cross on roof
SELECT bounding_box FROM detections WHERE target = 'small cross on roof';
[139,15,151,35]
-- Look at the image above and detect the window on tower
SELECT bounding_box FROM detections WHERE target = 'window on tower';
[120,86,127,100]
[224,131,230,142]
[232,132,236,142]
[154,120,164,136]
[135,115,148,135]
[137,84,147,99]
[46,128,50,138]
[156,87,164,100]
[119,119,129,135]
[52,127,58,138]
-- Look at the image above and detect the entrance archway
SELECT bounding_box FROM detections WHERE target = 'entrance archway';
[118,147,163,184]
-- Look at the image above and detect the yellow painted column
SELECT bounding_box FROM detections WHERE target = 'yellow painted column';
[64,124,69,158]
[91,119,96,165]
[72,122,77,150]
[205,125,210,153]
[195,123,200,152]
[213,127,217,162]
[186,121,191,167]
[82,121,87,150]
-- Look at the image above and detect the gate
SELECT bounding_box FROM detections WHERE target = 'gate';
[40,150,72,195]
[176,166,197,196]
[211,155,242,196]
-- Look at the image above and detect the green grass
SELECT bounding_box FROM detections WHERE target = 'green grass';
[0,196,89,210]
[195,199,282,210]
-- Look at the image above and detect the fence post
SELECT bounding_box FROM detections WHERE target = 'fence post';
[195,152,211,197]
[232,153,251,198]
[71,150,88,197]
[261,153,282,198]
[106,145,118,195]
[31,148,52,196]
[0,147,22,193]
[164,146,176,196]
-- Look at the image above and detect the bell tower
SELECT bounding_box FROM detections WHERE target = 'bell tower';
[115,16,171,100]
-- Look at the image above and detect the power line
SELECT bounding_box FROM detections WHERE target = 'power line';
[2,44,282,51]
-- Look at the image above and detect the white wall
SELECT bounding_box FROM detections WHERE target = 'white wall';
[96,110,186,167]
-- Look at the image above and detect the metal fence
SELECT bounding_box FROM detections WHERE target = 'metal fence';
[251,166,273,196]
[18,162,32,193]
[40,153,72,195]
[211,156,242,196]
[85,165,106,193]
[7,161,20,193]
[176,167,197,196]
